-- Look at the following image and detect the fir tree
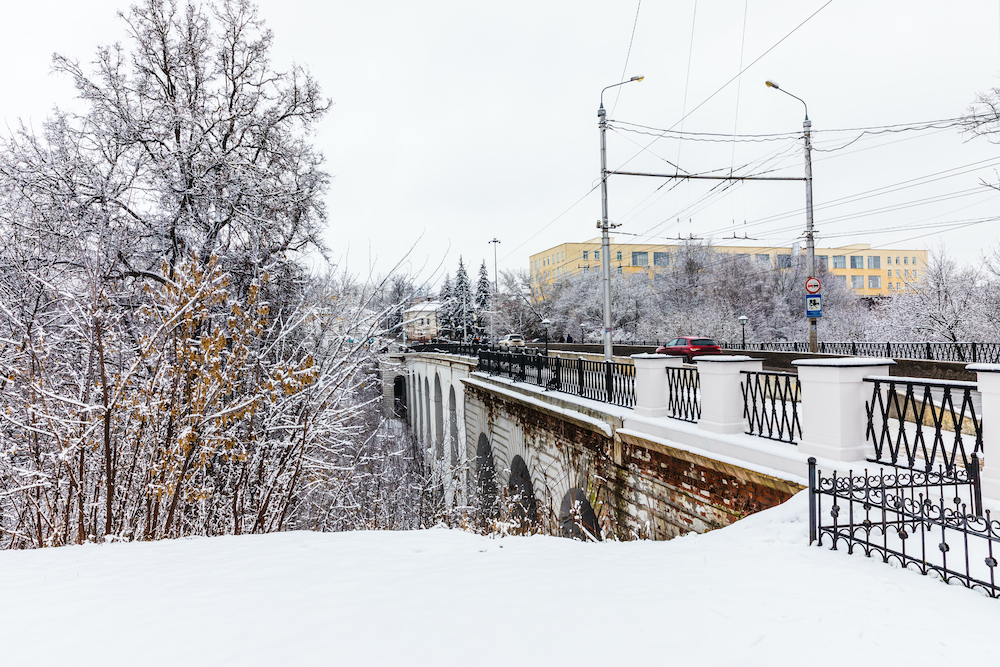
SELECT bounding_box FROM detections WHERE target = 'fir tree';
[475,260,492,339]
[454,257,473,341]
[439,273,454,339]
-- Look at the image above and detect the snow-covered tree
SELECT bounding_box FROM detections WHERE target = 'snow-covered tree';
[475,261,492,339]
[453,257,474,341]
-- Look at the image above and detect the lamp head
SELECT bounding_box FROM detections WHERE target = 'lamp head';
[630,75,644,82]
[765,80,779,90]
[738,315,749,325]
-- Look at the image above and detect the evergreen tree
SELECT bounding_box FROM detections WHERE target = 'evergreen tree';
[454,257,473,341]
[475,260,492,339]
[439,273,454,339]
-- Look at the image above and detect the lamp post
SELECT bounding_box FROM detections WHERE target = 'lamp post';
[598,75,644,362]
[738,315,748,351]
[541,318,552,357]
[766,80,817,353]
[489,237,500,343]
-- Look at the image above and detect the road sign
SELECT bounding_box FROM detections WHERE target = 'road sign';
[805,277,821,294]
[806,294,822,318]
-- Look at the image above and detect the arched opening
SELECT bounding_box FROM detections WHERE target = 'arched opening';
[448,386,458,466]
[476,433,499,520]
[434,374,444,460]
[559,488,601,541]
[415,375,423,436]
[424,377,431,446]
[393,375,407,419]
[508,455,538,523]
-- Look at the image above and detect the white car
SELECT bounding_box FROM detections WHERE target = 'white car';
[499,333,526,347]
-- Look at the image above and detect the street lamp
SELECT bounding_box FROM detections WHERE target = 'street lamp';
[766,80,818,353]
[738,315,748,351]
[598,75,644,362]
[541,318,552,357]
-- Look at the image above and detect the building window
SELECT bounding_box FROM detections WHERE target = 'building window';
[777,254,792,268]
[850,256,864,269]
[834,275,847,286]
[895,256,900,264]
[653,252,670,267]
[903,256,908,264]
[583,266,589,273]
[817,255,828,268]
[887,270,892,277]
[832,255,846,269]
[582,251,589,260]
[886,256,891,265]
[851,275,864,289]
[616,250,622,261]
[913,270,917,279]
[594,250,600,261]
[868,275,881,289]
[755,254,770,263]
[903,269,908,278]
[632,251,648,267]
[616,266,622,275]
[867,256,880,269]
[888,282,895,290]
[912,257,917,265]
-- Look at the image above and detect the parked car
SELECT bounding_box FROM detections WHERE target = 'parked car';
[655,337,722,363]
[499,333,526,347]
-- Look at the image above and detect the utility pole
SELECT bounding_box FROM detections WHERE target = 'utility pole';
[766,80,817,353]
[598,76,643,362]
[489,238,500,343]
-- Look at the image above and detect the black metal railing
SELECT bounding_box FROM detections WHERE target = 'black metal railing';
[407,342,494,356]
[808,458,996,597]
[725,340,1000,363]
[864,376,983,483]
[478,350,636,408]
[666,366,700,423]
[741,370,802,444]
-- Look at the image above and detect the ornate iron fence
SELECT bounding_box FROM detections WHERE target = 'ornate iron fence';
[407,342,494,356]
[725,340,1000,363]
[808,458,998,598]
[864,376,983,486]
[478,351,636,408]
[666,367,700,423]
[741,370,801,444]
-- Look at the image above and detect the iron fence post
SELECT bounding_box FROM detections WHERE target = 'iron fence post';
[886,341,891,357]
[852,341,857,355]
[973,341,978,363]
[605,361,613,403]
[926,341,932,360]
[808,457,817,544]
[577,358,584,397]
[972,452,984,517]
[554,355,562,391]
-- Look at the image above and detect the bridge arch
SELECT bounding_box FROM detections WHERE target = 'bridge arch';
[448,386,458,466]
[423,377,431,446]
[392,375,407,419]
[476,433,499,520]
[559,488,601,541]
[434,374,444,459]
[508,455,538,523]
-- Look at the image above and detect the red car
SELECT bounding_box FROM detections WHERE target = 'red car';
[655,337,723,363]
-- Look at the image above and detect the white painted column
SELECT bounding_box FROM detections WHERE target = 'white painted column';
[630,353,682,418]
[696,356,763,434]
[793,358,894,463]
[968,364,1000,501]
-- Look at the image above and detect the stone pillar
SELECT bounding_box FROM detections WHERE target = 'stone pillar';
[631,353,682,418]
[968,364,1000,501]
[793,358,894,463]
[697,356,763,434]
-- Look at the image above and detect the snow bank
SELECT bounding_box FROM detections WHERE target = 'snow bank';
[1,492,998,665]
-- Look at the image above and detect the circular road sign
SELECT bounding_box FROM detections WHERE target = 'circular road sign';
[805,277,821,294]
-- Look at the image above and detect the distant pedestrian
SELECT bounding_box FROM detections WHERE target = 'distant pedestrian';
[566,334,574,343]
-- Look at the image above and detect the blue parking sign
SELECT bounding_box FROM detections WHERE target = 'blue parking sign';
[806,294,822,318]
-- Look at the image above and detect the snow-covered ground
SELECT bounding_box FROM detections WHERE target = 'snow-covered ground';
[2,492,998,666]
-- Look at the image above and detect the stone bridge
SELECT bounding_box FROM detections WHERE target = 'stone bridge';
[381,349,806,539]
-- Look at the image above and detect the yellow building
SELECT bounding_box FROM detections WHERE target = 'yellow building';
[528,240,927,297]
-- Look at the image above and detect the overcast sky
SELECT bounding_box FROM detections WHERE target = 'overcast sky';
[2,1,1000,283]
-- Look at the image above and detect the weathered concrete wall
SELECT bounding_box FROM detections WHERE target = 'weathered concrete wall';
[463,375,800,540]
